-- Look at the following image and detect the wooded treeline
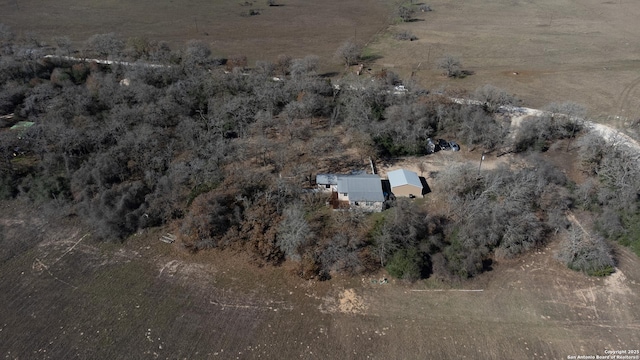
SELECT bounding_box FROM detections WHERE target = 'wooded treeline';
[1,28,637,280]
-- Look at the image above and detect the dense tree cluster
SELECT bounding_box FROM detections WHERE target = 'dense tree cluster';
[557,227,615,276]
[574,133,640,258]
[1,27,637,281]
[514,102,585,152]
[434,155,571,277]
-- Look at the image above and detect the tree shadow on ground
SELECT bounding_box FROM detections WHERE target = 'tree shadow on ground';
[453,69,475,79]
[319,71,340,78]
[482,258,493,272]
[360,54,383,63]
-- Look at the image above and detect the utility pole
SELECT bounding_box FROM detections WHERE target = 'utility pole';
[478,152,485,175]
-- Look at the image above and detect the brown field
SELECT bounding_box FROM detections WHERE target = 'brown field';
[2,0,640,358]
[3,0,639,120]
[367,0,640,122]
[0,0,390,69]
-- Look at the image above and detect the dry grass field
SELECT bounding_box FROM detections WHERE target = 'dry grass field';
[3,0,639,120]
[368,0,640,122]
[0,0,390,69]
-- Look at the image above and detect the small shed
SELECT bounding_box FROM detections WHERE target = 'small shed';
[387,169,423,197]
[9,121,34,131]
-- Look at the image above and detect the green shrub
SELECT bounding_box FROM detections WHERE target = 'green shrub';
[617,211,640,257]
[385,248,424,281]
[19,174,71,203]
[586,266,615,277]
[186,182,219,206]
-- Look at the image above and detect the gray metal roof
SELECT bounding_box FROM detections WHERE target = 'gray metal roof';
[337,174,384,202]
[388,169,422,189]
[316,174,339,185]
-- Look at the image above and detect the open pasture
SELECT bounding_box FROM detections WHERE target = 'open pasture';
[0,0,390,68]
[369,0,640,120]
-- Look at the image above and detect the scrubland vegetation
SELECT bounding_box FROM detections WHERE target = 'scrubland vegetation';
[1,25,638,282]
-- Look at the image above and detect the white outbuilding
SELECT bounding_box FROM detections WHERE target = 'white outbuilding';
[387,169,423,198]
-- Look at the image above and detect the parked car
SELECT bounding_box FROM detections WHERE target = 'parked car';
[426,138,436,154]
[437,139,450,151]
[449,141,460,151]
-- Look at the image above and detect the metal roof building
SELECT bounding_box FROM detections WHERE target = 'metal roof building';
[316,174,339,186]
[337,174,384,202]
[387,169,423,197]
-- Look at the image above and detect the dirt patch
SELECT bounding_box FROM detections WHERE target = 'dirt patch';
[336,288,366,314]
[605,269,632,295]
[377,150,518,194]
[320,288,367,314]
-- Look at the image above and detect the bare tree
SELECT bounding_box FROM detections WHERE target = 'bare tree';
[86,33,124,58]
[335,41,361,69]
[275,54,292,76]
[183,40,211,66]
[227,54,248,71]
[557,227,615,276]
[545,101,586,150]
[396,5,415,22]
[456,106,507,150]
[148,40,173,64]
[125,36,152,60]
[289,55,319,78]
[53,36,73,56]
[418,161,426,176]
[372,222,399,267]
[437,55,461,78]
[255,60,275,76]
[277,202,313,261]
[474,85,517,113]
[546,101,586,122]
[576,133,606,175]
